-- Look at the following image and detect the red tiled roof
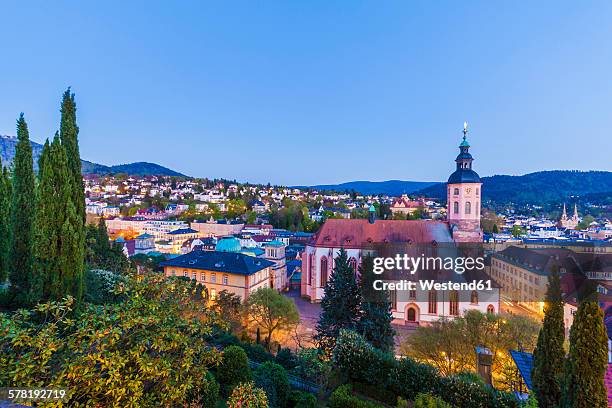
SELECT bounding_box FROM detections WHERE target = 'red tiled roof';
[310,219,453,248]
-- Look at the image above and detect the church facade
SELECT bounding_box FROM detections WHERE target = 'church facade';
[301,125,499,325]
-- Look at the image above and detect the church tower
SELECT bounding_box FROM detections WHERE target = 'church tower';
[447,122,483,242]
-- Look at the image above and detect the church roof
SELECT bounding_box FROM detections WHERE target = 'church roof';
[448,169,481,184]
[309,218,453,249]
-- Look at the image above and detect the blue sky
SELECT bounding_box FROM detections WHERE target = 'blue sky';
[1,1,611,185]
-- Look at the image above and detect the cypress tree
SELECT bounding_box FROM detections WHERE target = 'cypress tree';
[314,248,361,356]
[0,157,11,283]
[357,255,395,352]
[531,264,565,408]
[60,89,85,219]
[35,135,84,301]
[8,114,38,307]
[59,90,85,303]
[563,297,608,408]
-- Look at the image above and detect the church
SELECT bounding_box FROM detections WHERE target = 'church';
[301,124,500,325]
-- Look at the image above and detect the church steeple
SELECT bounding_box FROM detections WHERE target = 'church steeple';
[455,122,474,171]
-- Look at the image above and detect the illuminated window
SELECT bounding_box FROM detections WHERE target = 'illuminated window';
[192,272,196,280]
[201,272,206,281]
[223,275,228,285]
[320,257,328,288]
[428,290,437,314]
[487,304,495,314]
[210,289,216,300]
[211,274,217,283]
[183,270,188,277]
[449,290,459,316]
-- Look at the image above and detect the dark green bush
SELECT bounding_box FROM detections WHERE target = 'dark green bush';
[200,371,220,408]
[243,342,274,362]
[288,390,317,408]
[217,345,252,396]
[414,392,452,408]
[388,357,440,401]
[328,384,385,408]
[276,347,298,371]
[253,361,290,408]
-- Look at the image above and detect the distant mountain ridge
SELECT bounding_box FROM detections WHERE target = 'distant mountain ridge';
[301,171,612,205]
[418,170,612,204]
[0,135,186,177]
[296,180,437,195]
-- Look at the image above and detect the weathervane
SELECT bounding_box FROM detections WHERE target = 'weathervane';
[463,121,468,140]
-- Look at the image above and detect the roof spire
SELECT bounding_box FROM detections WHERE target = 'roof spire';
[460,121,470,147]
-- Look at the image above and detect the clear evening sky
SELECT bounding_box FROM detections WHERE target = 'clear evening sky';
[1,1,611,185]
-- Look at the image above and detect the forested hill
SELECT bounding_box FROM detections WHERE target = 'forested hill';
[417,170,612,204]
[1,135,185,176]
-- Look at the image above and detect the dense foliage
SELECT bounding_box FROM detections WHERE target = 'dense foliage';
[8,114,37,308]
[531,264,565,408]
[253,361,291,408]
[357,256,395,352]
[0,274,221,407]
[217,345,252,396]
[563,300,608,408]
[334,329,520,408]
[0,157,10,284]
[245,287,300,350]
[315,248,361,355]
[227,382,268,408]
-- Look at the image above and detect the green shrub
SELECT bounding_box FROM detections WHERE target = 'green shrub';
[200,371,220,408]
[243,342,274,362]
[388,357,439,401]
[414,393,452,408]
[227,382,268,408]
[218,345,252,396]
[436,374,519,408]
[329,384,385,408]
[288,390,318,408]
[84,268,125,304]
[253,361,290,408]
[333,330,395,385]
[294,348,331,386]
[276,347,298,370]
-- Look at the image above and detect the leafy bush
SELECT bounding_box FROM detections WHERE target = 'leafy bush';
[227,382,268,408]
[388,357,440,401]
[200,371,220,408]
[0,274,221,407]
[83,268,126,304]
[218,345,252,396]
[328,384,385,408]
[414,393,453,408]
[276,347,298,370]
[243,342,275,362]
[288,390,318,408]
[253,361,290,408]
[294,348,331,386]
[333,329,395,385]
[436,374,519,408]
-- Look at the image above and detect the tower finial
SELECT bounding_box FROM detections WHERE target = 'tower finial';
[463,121,468,140]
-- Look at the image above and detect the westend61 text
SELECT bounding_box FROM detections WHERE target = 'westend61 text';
[373,279,494,292]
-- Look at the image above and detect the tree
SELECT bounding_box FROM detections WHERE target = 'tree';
[217,345,252,396]
[59,88,85,223]
[8,114,38,307]
[0,157,10,283]
[531,264,565,408]
[563,299,608,408]
[315,248,361,355]
[245,287,299,350]
[253,361,290,408]
[0,274,221,406]
[357,256,395,352]
[227,382,268,408]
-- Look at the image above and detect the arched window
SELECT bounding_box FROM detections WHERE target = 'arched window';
[487,304,495,314]
[349,257,358,273]
[309,253,315,285]
[453,202,459,214]
[465,201,471,215]
[428,290,437,314]
[320,257,328,288]
[470,290,478,304]
[449,290,459,316]
[407,307,417,322]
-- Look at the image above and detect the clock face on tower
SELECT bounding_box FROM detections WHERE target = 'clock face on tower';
[466,188,472,194]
